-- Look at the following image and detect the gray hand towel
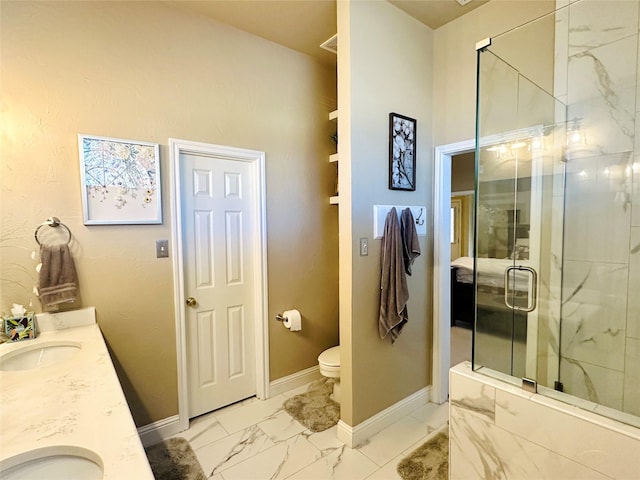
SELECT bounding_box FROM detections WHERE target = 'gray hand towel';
[379,207,409,343]
[400,208,421,276]
[39,244,78,307]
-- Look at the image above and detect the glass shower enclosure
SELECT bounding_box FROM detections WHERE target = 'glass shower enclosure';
[473,0,639,427]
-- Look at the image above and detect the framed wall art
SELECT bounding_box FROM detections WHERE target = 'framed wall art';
[78,134,162,225]
[389,113,416,191]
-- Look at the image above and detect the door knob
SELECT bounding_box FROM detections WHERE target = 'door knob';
[185,296,197,307]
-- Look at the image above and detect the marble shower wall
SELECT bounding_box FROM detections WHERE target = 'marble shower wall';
[449,364,640,480]
[556,0,640,416]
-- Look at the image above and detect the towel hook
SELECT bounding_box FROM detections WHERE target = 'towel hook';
[34,217,72,246]
[415,208,424,226]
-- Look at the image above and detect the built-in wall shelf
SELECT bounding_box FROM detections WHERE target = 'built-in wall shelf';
[329,110,338,205]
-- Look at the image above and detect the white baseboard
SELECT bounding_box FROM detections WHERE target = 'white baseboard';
[138,415,182,447]
[269,365,322,397]
[337,386,431,448]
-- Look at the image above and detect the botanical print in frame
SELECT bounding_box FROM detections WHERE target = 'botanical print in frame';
[78,134,162,225]
[389,113,416,191]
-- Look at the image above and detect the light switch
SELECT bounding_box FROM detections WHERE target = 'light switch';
[360,237,368,256]
[156,240,169,258]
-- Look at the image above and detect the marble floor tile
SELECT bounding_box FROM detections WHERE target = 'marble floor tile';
[215,394,287,434]
[176,411,229,450]
[306,425,343,453]
[286,444,379,480]
[257,410,309,443]
[220,434,322,480]
[194,424,275,477]
[357,415,434,467]
[177,382,450,479]
[408,400,450,428]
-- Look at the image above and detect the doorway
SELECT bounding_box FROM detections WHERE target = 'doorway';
[170,138,269,431]
[432,139,475,404]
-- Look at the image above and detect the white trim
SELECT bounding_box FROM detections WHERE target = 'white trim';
[169,138,270,434]
[137,415,181,447]
[269,365,323,397]
[433,139,475,404]
[336,386,431,447]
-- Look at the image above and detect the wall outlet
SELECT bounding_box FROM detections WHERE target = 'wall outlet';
[360,237,368,256]
[156,240,169,258]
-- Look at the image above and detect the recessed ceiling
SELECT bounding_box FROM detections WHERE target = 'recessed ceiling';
[164,0,490,65]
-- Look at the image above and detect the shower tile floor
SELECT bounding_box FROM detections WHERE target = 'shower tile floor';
[172,384,450,479]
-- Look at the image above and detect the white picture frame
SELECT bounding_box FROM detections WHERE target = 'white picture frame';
[78,134,162,225]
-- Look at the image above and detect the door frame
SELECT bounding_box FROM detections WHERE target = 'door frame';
[169,138,269,431]
[433,138,475,404]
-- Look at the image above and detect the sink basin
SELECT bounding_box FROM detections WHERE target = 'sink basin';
[0,446,103,479]
[0,341,81,371]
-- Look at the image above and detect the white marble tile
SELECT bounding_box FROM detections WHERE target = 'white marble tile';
[362,457,403,480]
[623,337,640,416]
[448,369,496,422]
[568,35,637,156]
[215,394,286,434]
[568,0,638,56]
[257,410,308,442]
[450,404,610,480]
[494,389,640,479]
[356,415,434,467]
[408,401,450,429]
[627,227,640,339]
[220,433,322,480]
[281,383,314,398]
[560,260,628,370]
[307,426,344,453]
[554,3,570,100]
[563,155,632,263]
[559,357,624,409]
[177,412,229,450]
[362,427,447,480]
[287,445,379,480]
[194,425,275,477]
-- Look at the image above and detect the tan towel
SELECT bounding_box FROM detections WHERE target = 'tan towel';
[379,207,409,343]
[400,208,421,276]
[39,244,78,307]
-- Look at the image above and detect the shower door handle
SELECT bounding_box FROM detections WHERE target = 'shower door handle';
[504,266,538,312]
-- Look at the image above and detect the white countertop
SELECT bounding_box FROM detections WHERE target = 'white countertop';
[0,308,154,478]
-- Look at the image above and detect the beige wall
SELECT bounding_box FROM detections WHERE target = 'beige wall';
[0,1,338,426]
[338,0,433,426]
[432,0,555,147]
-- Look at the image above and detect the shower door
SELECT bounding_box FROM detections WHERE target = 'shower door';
[473,47,566,382]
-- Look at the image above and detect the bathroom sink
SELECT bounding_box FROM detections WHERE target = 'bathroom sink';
[0,341,81,371]
[0,446,103,479]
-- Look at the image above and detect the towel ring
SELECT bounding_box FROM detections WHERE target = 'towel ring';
[34,217,72,246]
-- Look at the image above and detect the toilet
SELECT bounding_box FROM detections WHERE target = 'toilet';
[318,346,341,402]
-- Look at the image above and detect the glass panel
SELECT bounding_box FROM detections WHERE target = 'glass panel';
[474,0,639,429]
[474,47,566,381]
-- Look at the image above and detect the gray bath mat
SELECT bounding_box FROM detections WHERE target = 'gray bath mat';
[397,427,448,480]
[145,437,206,480]
[284,378,340,432]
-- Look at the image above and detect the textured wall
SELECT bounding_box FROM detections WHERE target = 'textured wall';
[337,1,433,426]
[0,1,338,426]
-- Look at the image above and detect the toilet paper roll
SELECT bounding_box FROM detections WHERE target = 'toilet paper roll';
[283,309,302,332]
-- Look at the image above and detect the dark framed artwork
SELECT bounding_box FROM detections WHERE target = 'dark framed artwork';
[389,113,416,191]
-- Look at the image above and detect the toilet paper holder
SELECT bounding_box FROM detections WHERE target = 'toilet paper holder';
[275,313,287,322]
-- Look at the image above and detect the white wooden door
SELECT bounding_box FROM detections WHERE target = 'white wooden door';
[181,152,256,418]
